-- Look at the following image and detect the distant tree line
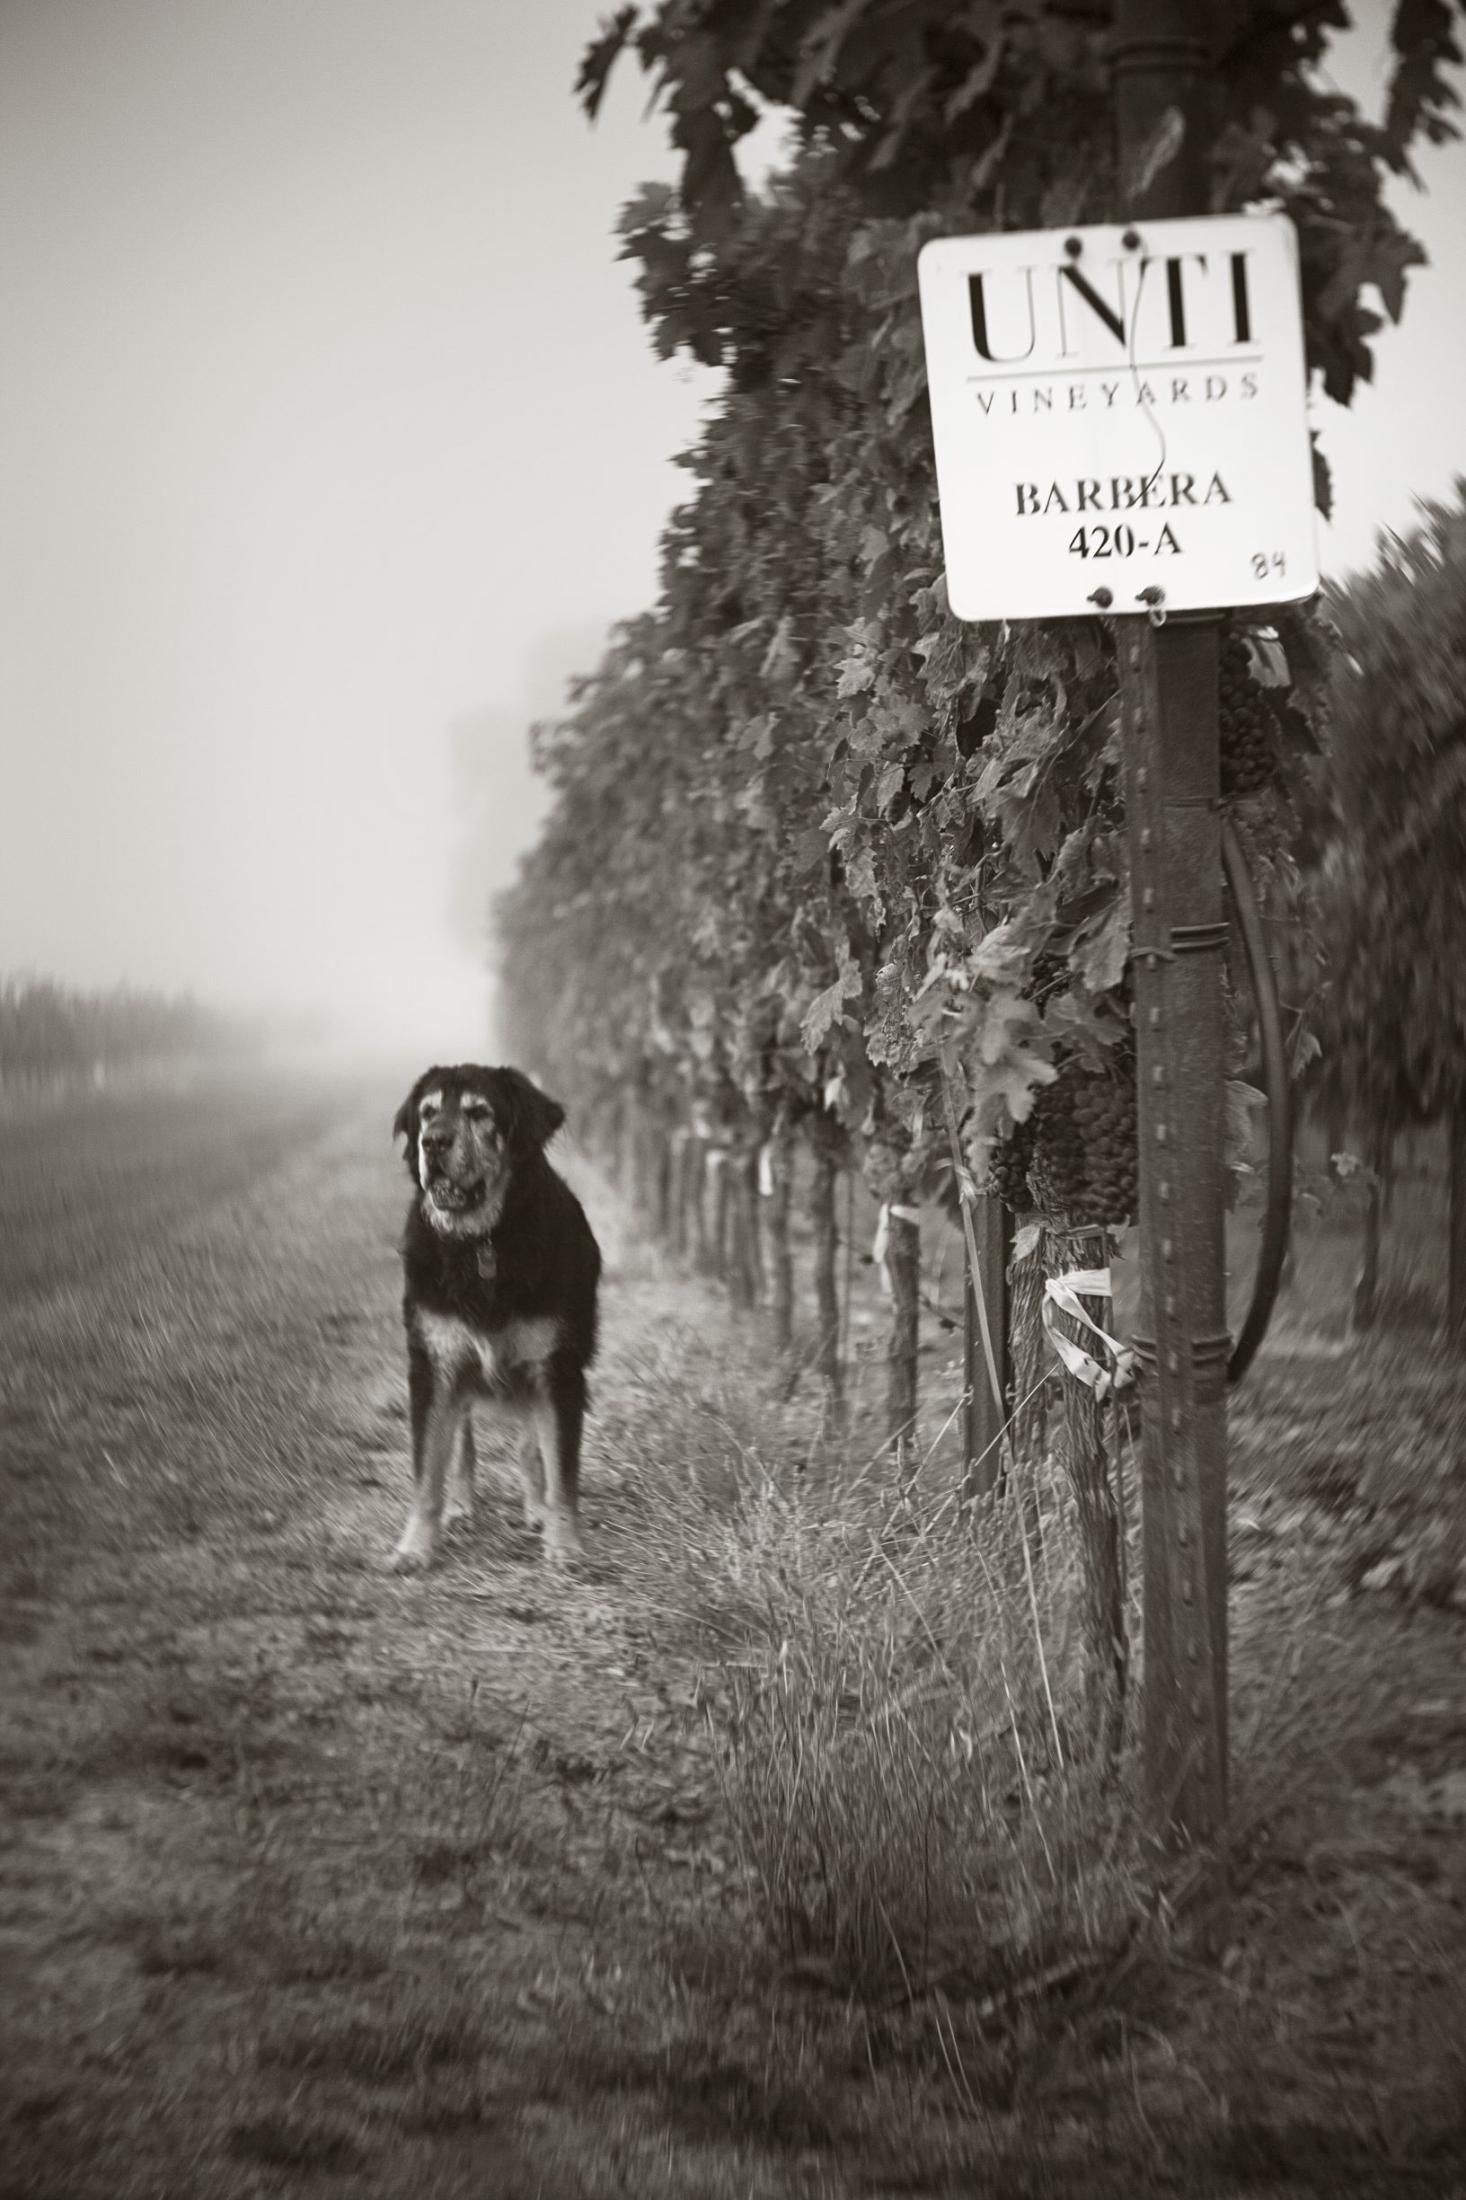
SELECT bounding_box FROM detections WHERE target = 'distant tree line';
[0,976,263,1089]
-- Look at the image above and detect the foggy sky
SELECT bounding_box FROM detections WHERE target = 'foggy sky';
[0,0,716,1054]
[1,1,1463,1059]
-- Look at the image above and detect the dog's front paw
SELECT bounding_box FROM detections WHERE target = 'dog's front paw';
[442,1496,474,1535]
[390,1520,438,1573]
[542,1512,585,1570]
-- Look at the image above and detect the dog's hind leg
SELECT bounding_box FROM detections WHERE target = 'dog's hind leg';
[530,1375,586,1568]
[444,1416,476,1534]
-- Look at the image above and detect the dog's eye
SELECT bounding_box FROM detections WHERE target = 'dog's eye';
[462,1097,490,1117]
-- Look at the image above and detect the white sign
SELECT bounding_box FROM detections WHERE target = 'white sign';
[917,213,1318,622]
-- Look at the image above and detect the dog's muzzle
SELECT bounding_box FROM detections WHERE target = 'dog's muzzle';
[426,1170,485,1213]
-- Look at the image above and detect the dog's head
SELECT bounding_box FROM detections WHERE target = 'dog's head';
[392,1065,565,1237]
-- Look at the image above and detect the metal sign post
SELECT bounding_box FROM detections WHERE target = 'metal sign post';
[1119,616,1229,1859]
[1113,5,1229,1873]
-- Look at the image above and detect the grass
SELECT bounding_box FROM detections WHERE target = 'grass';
[0,1068,351,1313]
[1231,1165,1466,1617]
[225,2112,367,2173]
[255,1987,497,2085]
[591,1313,1148,1994]
[635,1458,1139,1998]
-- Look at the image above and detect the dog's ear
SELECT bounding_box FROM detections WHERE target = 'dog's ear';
[495,1068,566,1153]
[392,1072,434,1180]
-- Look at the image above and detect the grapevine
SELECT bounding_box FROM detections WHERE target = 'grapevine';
[484,0,1457,1427]
[502,14,1442,1199]
[1311,489,1466,1331]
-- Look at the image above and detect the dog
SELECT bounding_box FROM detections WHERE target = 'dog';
[389,1064,601,1573]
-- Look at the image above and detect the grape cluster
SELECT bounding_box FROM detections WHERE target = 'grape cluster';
[982,1118,1035,1212]
[1219,629,1281,797]
[1027,1064,1138,1226]
[1027,952,1066,1004]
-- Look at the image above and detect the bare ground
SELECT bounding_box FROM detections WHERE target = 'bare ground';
[2,1075,1465,2198]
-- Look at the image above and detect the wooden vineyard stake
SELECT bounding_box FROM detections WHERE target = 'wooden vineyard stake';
[963,1193,1012,1503]
[762,1134,795,1353]
[883,1203,920,1462]
[808,1123,845,1434]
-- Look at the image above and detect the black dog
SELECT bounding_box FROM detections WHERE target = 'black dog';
[390,1064,600,1572]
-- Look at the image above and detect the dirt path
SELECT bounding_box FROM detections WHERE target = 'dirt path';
[2,1084,1465,2198]
[0,1086,814,2198]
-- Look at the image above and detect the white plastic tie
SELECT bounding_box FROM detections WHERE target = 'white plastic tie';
[1042,1268,1137,1402]
[872,1202,921,1297]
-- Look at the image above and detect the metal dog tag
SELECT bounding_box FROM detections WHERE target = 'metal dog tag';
[476,1243,497,1281]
